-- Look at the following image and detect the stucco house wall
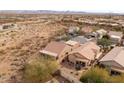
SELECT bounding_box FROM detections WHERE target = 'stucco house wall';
[57,45,72,63]
[68,53,90,66]
[100,60,124,73]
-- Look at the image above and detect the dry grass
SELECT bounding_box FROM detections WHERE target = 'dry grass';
[0,17,66,82]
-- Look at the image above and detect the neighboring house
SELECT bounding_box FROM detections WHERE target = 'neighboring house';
[70,36,93,44]
[86,29,107,40]
[68,42,100,69]
[40,41,72,62]
[68,26,80,35]
[108,31,123,44]
[96,29,108,39]
[99,47,124,74]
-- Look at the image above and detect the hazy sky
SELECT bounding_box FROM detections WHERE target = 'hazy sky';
[0,0,124,13]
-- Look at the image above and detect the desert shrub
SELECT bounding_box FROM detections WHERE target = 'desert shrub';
[23,55,58,83]
[80,67,110,83]
[23,61,51,82]
[80,66,124,83]
[110,74,124,83]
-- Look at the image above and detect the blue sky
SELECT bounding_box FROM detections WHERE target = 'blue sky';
[0,0,124,13]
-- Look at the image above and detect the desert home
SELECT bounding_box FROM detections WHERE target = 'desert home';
[68,26,80,34]
[99,47,124,74]
[84,29,107,40]
[40,40,101,70]
[108,31,123,44]
[68,42,100,70]
[40,41,72,62]
[96,29,108,39]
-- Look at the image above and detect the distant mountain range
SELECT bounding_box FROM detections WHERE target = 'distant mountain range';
[0,10,123,15]
[0,10,87,14]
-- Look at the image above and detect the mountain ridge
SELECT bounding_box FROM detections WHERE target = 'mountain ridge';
[0,10,123,15]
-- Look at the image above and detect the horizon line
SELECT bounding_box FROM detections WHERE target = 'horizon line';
[0,10,124,14]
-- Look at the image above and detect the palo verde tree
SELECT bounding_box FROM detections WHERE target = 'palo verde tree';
[23,54,58,83]
[80,67,111,83]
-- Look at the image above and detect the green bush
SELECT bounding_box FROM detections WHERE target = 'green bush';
[80,67,124,83]
[97,38,112,48]
[80,67,110,83]
[23,55,58,83]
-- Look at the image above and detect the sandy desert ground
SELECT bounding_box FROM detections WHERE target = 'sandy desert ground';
[0,15,67,82]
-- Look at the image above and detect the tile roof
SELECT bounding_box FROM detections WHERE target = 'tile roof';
[100,47,124,67]
[40,41,67,57]
[71,42,100,60]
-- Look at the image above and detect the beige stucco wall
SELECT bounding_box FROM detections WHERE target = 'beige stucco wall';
[100,60,124,70]
[57,45,72,63]
[68,54,76,63]
[110,37,121,44]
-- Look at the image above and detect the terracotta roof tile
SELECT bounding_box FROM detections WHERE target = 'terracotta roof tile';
[40,41,67,57]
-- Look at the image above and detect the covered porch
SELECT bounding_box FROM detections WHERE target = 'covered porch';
[61,57,90,70]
